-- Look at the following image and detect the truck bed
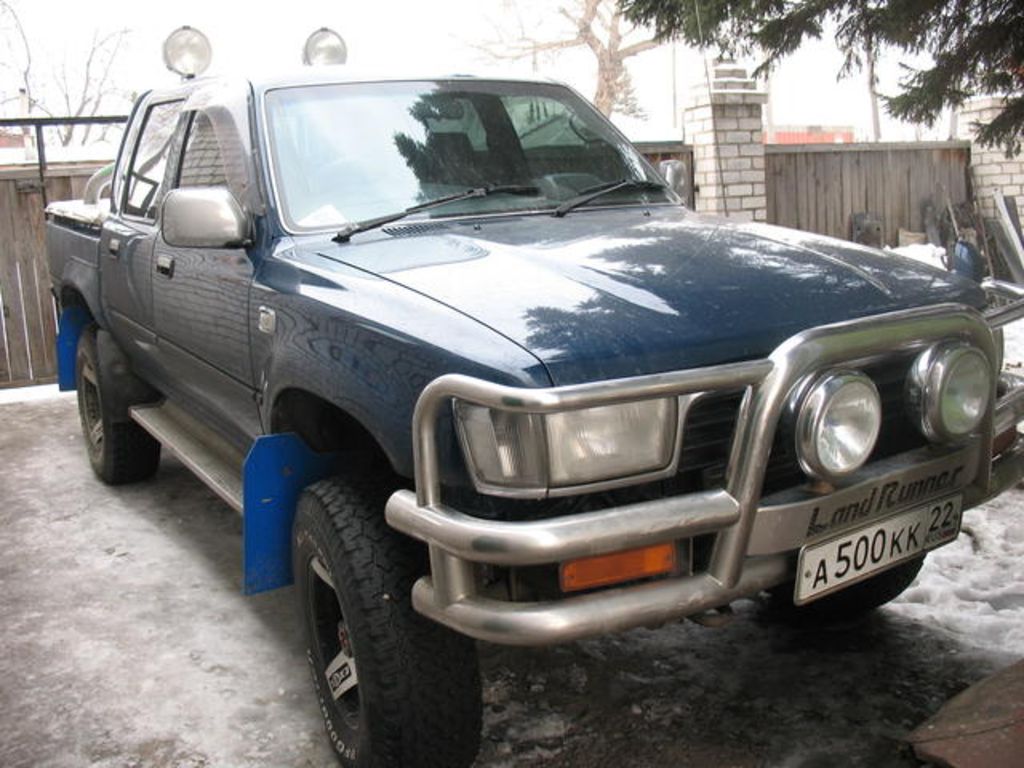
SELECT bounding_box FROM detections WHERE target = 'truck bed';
[45,199,104,296]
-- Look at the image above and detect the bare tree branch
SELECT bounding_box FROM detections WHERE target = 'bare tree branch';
[0,2,130,148]
[477,0,660,116]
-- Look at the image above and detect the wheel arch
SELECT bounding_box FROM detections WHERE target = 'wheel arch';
[268,386,403,476]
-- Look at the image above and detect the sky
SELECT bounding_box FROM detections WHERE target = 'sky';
[0,0,955,160]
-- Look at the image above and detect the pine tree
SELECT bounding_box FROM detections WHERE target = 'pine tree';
[620,0,1024,154]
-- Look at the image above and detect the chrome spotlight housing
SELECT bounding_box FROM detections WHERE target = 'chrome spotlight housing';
[302,28,348,66]
[795,370,882,481]
[163,26,212,79]
[907,343,991,443]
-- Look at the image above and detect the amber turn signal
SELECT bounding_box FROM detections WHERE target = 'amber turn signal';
[560,543,676,593]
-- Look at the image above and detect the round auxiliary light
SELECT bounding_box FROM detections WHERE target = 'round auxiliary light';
[796,371,882,481]
[302,27,348,66]
[908,343,991,443]
[163,26,212,79]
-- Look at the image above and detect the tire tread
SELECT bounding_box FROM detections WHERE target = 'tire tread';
[295,474,482,768]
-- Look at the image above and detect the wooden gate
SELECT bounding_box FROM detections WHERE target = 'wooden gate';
[636,141,696,208]
[765,141,972,246]
[0,164,97,388]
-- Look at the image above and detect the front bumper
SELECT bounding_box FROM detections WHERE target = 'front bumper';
[386,293,1024,646]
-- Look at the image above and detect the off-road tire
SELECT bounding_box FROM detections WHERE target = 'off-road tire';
[293,474,483,768]
[770,556,925,624]
[75,325,161,484]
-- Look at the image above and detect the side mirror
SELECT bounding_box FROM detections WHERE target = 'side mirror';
[658,159,690,203]
[161,187,250,248]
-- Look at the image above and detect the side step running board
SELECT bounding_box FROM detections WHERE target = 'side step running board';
[130,402,245,513]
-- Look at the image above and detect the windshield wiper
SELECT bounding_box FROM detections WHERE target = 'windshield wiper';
[552,178,667,218]
[333,184,539,242]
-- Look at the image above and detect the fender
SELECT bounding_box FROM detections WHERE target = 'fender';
[59,312,160,415]
[242,433,338,594]
[95,329,160,420]
[56,307,92,391]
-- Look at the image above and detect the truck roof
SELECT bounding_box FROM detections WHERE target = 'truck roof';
[147,69,563,101]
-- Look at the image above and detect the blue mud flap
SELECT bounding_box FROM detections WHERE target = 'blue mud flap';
[242,434,337,595]
[56,306,92,391]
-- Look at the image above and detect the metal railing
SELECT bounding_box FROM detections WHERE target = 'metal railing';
[0,115,128,208]
[385,301,1018,645]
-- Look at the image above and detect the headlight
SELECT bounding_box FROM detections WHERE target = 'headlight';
[454,398,677,496]
[908,343,992,443]
[795,371,882,481]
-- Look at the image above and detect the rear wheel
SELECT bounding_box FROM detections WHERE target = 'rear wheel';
[770,556,925,624]
[293,474,482,768]
[75,325,160,484]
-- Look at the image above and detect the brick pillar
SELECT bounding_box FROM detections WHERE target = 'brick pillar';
[958,96,1024,220]
[683,61,767,222]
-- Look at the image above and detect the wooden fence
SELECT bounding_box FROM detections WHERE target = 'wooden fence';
[0,164,98,388]
[765,141,971,247]
[636,141,695,208]
[0,142,975,389]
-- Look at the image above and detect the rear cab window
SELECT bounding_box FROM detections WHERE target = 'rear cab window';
[122,100,184,220]
[177,112,229,189]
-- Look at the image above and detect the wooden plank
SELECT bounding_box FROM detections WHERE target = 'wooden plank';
[809,152,822,234]
[10,181,51,380]
[799,151,813,232]
[0,265,9,384]
[872,150,887,244]
[769,153,787,228]
[772,153,787,227]
[765,139,970,155]
[827,152,843,239]
[840,152,855,240]
[0,179,32,384]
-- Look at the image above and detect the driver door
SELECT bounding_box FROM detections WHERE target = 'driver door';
[101,98,183,374]
[151,111,261,443]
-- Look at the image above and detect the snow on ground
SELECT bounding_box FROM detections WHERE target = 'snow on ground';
[0,383,70,405]
[888,493,1024,655]
[886,244,947,270]
[2,284,1023,767]
[883,317,1024,657]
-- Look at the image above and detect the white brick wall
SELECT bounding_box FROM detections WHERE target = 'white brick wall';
[683,64,768,221]
[959,97,1024,221]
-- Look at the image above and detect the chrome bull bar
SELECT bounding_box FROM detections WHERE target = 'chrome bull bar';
[386,301,1023,646]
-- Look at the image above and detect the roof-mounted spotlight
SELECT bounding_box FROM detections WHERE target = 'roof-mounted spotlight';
[163,26,212,79]
[302,27,347,66]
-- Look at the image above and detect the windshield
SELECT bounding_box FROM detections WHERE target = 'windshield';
[264,79,671,232]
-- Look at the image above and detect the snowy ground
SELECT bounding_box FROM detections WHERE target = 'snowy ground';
[1,324,1022,767]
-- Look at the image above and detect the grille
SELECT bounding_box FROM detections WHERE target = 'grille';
[681,353,927,496]
[445,354,930,523]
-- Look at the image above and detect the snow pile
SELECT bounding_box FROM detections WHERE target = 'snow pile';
[887,317,1024,655]
[889,494,1024,655]
[1003,317,1024,371]
[886,243,947,269]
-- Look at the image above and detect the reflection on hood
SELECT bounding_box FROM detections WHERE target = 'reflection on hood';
[311,207,986,385]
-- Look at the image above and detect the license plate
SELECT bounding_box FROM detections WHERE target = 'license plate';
[794,494,962,604]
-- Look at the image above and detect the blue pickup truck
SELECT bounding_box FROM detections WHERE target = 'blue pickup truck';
[45,70,1024,767]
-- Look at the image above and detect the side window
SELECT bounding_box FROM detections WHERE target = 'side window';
[123,100,182,219]
[177,112,228,188]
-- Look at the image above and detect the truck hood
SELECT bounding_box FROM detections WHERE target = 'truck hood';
[309,207,986,385]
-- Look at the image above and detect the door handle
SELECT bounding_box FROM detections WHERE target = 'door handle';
[155,254,175,278]
[107,237,120,258]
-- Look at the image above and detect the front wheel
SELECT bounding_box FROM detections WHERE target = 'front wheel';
[293,475,482,768]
